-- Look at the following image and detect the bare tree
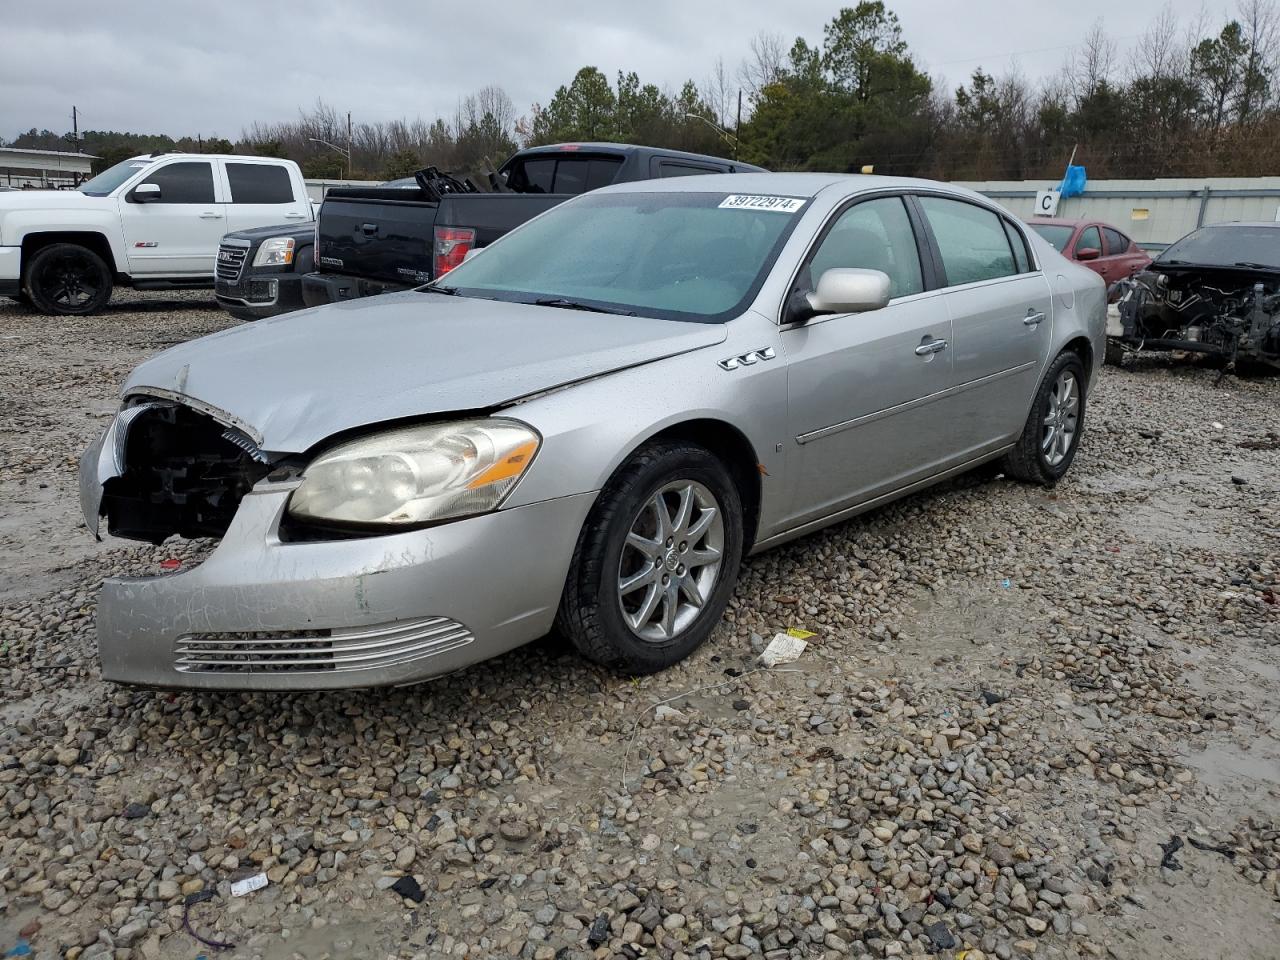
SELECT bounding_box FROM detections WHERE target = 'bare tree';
[739,30,787,101]
[704,57,737,128]
[1071,19,1117,102]
[1129,3,1185,83]
[1237,0,1280,119]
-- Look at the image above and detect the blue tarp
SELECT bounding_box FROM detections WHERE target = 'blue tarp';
[1058,165,1087,198]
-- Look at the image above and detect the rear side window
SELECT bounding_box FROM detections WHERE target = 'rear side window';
[1103,227,1129,254]
[919,196,1016,285]
[138,161,214,204]
[1003,220,1032,273]
[506,156,621,194]
[659,161,724,178]
[1076,226,1102,255]
[808,196,923,299]
[226,163,294,203]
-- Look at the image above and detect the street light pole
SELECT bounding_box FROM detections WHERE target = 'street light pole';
[309,137,352,179]
[682,113,739,154]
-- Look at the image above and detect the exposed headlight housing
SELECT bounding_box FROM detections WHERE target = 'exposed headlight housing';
[253,237,295,267]
[287,419,540,527]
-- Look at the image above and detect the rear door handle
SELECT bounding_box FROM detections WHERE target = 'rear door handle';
[198,211,223,220]
[1023,310,1046,327]
[914,337,948,356]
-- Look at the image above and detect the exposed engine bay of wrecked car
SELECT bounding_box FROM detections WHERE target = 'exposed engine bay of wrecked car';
[1111,223,1280,371]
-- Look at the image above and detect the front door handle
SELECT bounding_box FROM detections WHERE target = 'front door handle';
[360,222,378,236]
[198,211,223,220]
[284,212,307,220]
[915,337,948,356]
[1023,310,1046,327]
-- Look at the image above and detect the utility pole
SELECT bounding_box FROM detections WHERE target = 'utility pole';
[735,91,742,161]
[346,111,352,179]
[71,105,79,153]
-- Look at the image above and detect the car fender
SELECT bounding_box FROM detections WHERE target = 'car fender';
[6,200,127,273]
[499,312,792,538]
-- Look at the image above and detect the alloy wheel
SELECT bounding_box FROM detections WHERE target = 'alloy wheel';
[1042,369,1080,466]
[40,251,100,309]
[616,479,724,642]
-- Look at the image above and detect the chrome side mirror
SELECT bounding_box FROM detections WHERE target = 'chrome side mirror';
[806,268,891,315]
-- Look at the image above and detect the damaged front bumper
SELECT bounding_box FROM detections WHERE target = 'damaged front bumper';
[80,427,595,689]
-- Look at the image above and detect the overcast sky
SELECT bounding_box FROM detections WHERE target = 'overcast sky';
[0,0,1231,141]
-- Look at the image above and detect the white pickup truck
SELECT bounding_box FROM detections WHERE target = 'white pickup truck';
[0,153,312,315]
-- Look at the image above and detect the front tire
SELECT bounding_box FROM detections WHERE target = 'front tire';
[24,243,113,316]
[1003,351,1087,486]
[556,441,744,674]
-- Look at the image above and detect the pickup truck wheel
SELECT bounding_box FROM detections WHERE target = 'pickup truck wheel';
[1003,351,1087,486]
[25,243,113,316]
[556,441,744,674]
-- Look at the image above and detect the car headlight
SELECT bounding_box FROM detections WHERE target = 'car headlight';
[253,237,295,267]
[288,419,540,527]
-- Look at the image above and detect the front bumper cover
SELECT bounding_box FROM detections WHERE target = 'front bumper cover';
[89,474,595,690]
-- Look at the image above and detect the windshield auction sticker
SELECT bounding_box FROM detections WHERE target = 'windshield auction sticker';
[719,195,805,213]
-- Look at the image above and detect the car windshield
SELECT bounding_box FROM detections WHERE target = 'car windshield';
[1159,225,1280,269]
[432,191,807,322]
[79,158,154,196]
[1028,223,1074,253]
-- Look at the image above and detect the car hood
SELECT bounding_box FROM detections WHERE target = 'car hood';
[122,292,727,452]
[224,221,317,243]
[0,190,107,211]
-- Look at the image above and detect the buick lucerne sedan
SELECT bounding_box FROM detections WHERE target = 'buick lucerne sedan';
[80,174,1105,689]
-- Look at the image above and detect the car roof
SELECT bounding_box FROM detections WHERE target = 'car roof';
[1199,220,1280,229]
[598,171,998,202]
[516,142,765,171]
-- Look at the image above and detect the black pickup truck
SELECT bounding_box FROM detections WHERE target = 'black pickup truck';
[299,142,764,310]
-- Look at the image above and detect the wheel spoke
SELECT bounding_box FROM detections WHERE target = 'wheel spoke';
[685,506,718,543]
[687,545,721,568]
[652,493,674,541]
[671,484,694,534]
[678,573,705,608]
[626,531,661,559]
[1042,427,1055,452]
[619,563,658,596]
[629,581,663,631]
[660,580,679,638]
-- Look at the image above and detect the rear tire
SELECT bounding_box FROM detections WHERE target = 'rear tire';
[556,441,744,674]
[1003,351,1087,486]
[24,243,113,316]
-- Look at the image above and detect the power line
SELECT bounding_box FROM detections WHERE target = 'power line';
[928,32,1146,70]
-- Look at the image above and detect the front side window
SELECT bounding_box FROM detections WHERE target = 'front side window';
[137,162,215,204]
[919,196,1016,285]
[434,191,807,322]
[659,162,722,178]
[807,196,923,299]
[226,163,293,203]
[1076,226,1102,256]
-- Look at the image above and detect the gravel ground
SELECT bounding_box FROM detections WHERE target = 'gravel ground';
[1,292,1278,960]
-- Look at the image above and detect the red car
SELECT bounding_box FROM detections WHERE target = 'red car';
[1026,217,1151,284]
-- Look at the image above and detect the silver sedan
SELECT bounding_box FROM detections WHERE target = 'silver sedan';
[80,173,1105,689]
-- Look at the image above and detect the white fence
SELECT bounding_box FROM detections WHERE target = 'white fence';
[955,177,1280,249]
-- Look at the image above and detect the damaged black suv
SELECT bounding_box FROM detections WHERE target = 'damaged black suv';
[1110,221,1280,373]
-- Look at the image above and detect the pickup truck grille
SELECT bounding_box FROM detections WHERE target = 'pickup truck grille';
[215,241,248,281]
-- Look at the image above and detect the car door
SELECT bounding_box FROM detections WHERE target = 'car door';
[119,160,225,276]
[1102,226,1146,279]
[782,194,954,527]
[914,194,1053,454]
[220,161,310,233]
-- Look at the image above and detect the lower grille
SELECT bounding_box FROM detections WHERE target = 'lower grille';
[174,617,473,674]
[215,243,248,281]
